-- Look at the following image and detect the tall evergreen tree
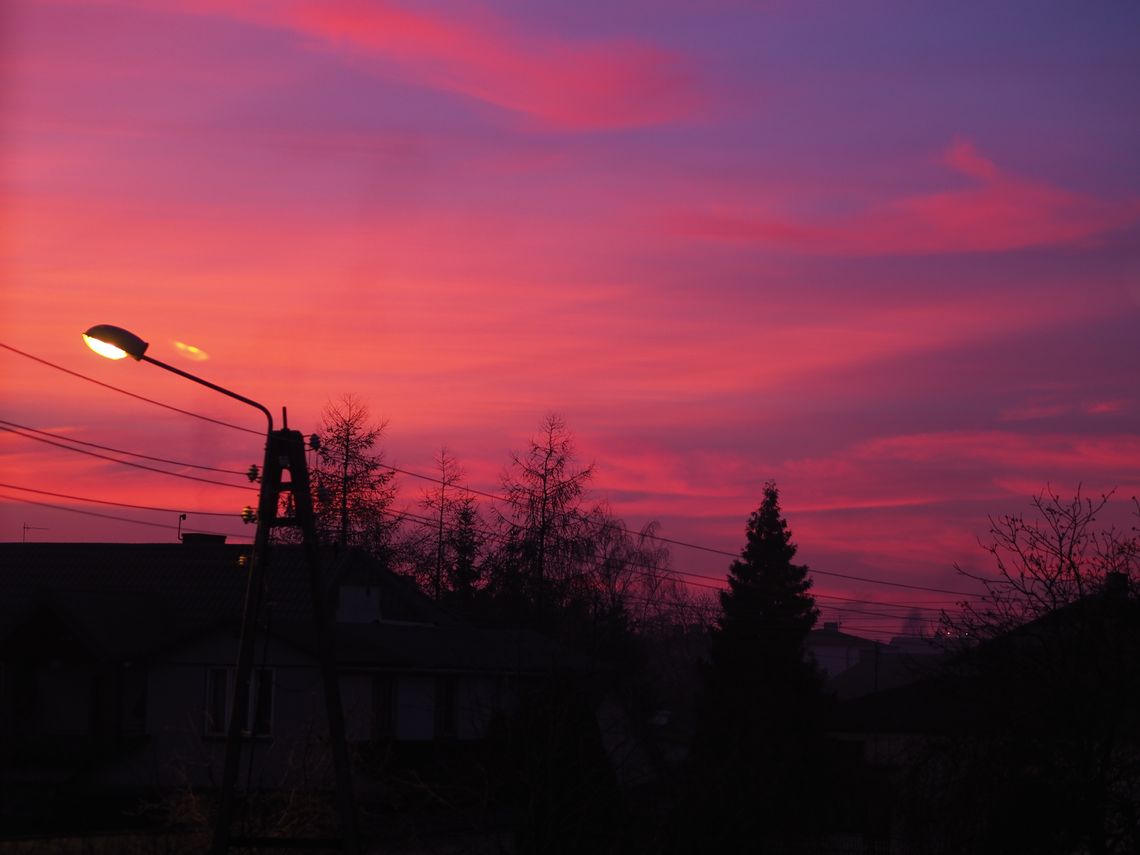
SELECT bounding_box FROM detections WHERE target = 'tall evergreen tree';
[708,481,818,683]
[674,482,825,853]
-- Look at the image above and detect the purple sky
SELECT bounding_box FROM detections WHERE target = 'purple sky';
[3,0,1139,637]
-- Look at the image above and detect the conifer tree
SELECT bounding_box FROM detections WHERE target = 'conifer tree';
[310,395,397,557]
[675,482,825,852]
[708,481,818,685]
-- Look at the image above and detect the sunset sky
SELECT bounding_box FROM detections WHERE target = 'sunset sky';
[3,0,1138,637]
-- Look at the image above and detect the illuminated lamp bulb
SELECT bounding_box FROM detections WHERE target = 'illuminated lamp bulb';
[82,324,149,361]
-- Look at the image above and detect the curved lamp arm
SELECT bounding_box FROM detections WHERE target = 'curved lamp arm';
[83,324,273,432]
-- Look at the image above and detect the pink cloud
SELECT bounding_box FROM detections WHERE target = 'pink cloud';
[852,431,1140,474]
[999,401,1073,422]
[1083,399,1128,415]
[162,0,697,129]
[671,139,1140,255]
[942,137,999,182]
[1000,397,1135,422]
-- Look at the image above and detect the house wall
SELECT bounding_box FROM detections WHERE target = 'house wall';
[94,639,528,791]
[96,630,328,791]
[47,630,539,793]
[812,643,869,679]
[35,665,94,735]
[341,669,527,745]
[338,671,373,741]
[395,675,436,741]
[455,676,499,740]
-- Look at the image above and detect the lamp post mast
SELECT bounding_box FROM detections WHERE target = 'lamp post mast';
[82,326,359,854]
[213,427,360,855]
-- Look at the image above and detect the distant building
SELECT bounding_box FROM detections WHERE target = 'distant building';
[807,621,880,680]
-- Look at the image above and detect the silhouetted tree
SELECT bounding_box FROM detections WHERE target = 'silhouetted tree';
[579,506,674,629]
[402,446,481,599]
[444,493,485,604]
[673,482,826,853]
[490,672,622,855]
[945,486,1137,639]
[903,488,1140,855]
[310,395,397,558]
[491,413,595,618]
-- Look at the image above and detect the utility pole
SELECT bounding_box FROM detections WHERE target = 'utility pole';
[79,325,358,853]
[212,428,359,854]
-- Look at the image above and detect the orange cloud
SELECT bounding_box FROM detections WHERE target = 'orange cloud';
[671,139,1140,255]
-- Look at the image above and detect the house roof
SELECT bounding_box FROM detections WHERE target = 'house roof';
[828,670,972,734]
[807,623,881,650]
[0,542,260,658]
[828,580,1139,733]
[0,543,568,674]
[826,644,948,700]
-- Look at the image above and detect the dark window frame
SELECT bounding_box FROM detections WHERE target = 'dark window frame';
[204,666,274,739]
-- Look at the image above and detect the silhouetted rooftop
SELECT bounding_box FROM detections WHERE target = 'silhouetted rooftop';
[0,542,569,673]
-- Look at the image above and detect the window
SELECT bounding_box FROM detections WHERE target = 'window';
[435,676,456,740]
[204,667,273,738]
[371,674,394,741]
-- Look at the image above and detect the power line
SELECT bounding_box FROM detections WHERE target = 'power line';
[1,424,257,491]
[381,461,985,599]
[3,338,983,599]
[0,419,251,475]
[0,482,244,517]
[390,502,965,619]
[815,592,957,610]
[1,484,946,633]
[816,602,943,622]
[0,492,249,539]
[0,341,262,435]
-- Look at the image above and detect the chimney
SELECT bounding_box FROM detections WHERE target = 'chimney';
[823,621,839,633]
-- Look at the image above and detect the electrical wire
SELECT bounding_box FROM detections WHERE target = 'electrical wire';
[1,492,250,539]
[2,338,982,600]
[0,481,244,517]
[0,341,263,435]
[388,502,966,621]
[4,485,954,631]
[814,592,953,611]
[389,497,976,609]
[1,424,257,491]
[0,419,251,475]
[380,461,985,598]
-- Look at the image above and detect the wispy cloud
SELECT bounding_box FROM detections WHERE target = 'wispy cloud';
[669,139,1140,255]
[158,0,698,128]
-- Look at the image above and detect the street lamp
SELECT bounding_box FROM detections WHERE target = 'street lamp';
[82,323,358,854]
[83,325,272,431]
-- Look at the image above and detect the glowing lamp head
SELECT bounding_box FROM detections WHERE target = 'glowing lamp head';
[83,324,149,361]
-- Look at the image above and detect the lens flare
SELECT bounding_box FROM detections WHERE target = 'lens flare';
[174,341,210,361]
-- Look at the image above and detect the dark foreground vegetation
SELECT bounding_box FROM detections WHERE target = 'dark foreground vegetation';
[3,403,1138,853]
